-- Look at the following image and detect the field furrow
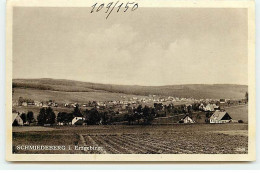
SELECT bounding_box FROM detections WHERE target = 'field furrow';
[112,135,158,154]
[85,135,106,154]
[121,134,179,154]
[90,135,121,154]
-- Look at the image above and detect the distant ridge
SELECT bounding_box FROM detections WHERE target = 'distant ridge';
[13,78,248,99]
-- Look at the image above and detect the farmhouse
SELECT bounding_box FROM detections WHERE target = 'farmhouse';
[21,102,28,107]
[209,111,232,123]
[12,112,23,126]
[213,104,220,110]
[152,114,194,125]
[27,101,35,106]
[219,99,225,104]
[172,114,195,124]
[204,104,215,112]
[34,101,43,107]
[72,117,85,125]
[199,103,206,110]
[219,99,228,108]
[182,115,195,123]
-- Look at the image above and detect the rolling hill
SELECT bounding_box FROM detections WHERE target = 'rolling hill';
[12,78,248,103]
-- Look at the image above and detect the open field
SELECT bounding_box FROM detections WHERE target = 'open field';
[13,88,145,104]
[225,105,248,122]
[13,124,248,154]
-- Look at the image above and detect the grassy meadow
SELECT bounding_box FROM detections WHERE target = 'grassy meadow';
[225,105,248,122]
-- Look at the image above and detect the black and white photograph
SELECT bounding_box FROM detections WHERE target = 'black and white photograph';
[5,0,255,161]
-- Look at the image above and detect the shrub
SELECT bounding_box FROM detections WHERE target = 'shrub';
[238,120,244,123]
[179,120,184,123]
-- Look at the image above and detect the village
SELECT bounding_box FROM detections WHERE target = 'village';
[7,2,253,158]
[12,94,248,127]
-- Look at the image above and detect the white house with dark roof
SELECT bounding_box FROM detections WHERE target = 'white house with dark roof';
[182,115,195,123]
[72,117,85,125]
[209,111,232,123]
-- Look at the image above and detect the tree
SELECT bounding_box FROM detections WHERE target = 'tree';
[37,108,46,125]
[245,92,248,103]
[186,105,194,113]
[151,108,156,117]
[154,103,163,111]
[45,107,56,124]
[134,105,143,124]
[86,108,100,125]
[100,111,110,125]
[37,107,56,125]
[57,112,74,125]
[192,103,200,111]
[143,106,154,124]
[136,105,143,114]
[107,110,116,123]
[73,105,82,117]
[125,113,135,125]
[20,113,27,123]
[65,113,74,124]
[166,104,174,114]
[180,105,186,114]
[133,112,141,124]
[57,112,67,124]
[27,111,34,124]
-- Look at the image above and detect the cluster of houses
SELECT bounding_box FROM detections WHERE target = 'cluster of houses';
[153,102,235,124]
[199,103,220,112]
[153,110,233,124]
[15,99,58,107]
[12,94,247,126]
[14,95,246,111]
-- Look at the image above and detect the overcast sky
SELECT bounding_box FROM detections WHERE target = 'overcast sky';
[13,7,248,86]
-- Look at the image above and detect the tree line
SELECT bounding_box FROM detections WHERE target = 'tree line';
[16,111,35,125]
[34,102,199,126]
[34,105,164,126]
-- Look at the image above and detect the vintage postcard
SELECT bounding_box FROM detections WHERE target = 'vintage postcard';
[6,0,255,161]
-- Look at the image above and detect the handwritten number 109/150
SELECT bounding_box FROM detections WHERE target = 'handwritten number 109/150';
[91,2,138,19]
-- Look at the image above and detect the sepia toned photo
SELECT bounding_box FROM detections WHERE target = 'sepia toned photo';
[6,0,255,161]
